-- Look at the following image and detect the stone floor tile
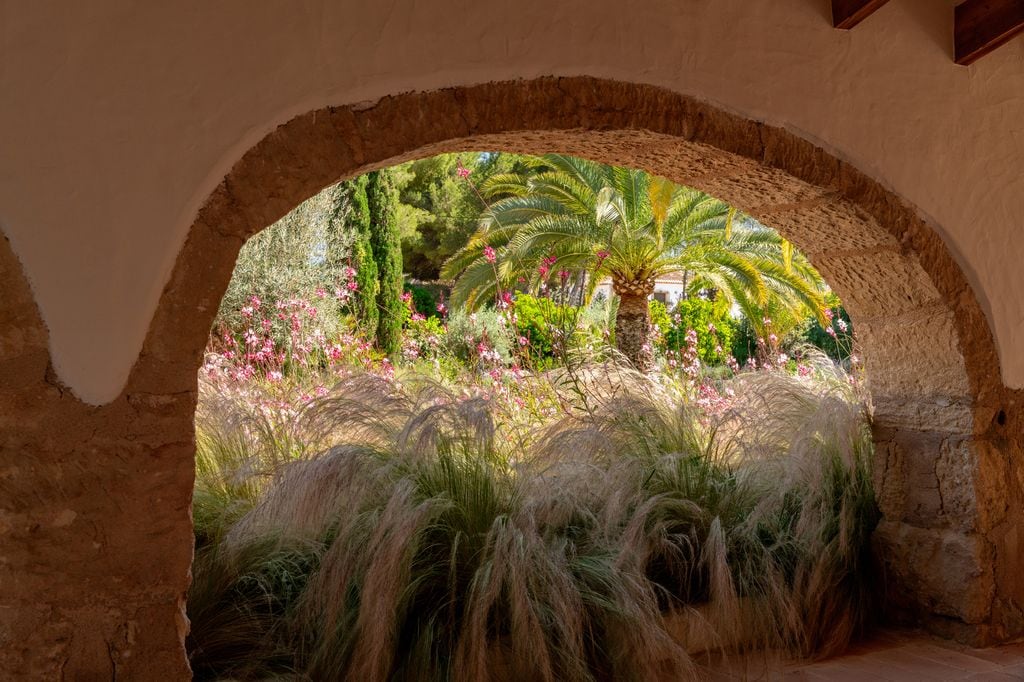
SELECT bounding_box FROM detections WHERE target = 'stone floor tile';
[800,656,903,680]
[866,648,973,678]
[962,672,1023,681]
[998,663,1024,677]
[910,643,1006,673]
[700,631,1024,681]
[798,662,896,681]
[963,645,1024,667]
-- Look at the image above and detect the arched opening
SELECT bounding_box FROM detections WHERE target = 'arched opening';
[2,76,1020,677]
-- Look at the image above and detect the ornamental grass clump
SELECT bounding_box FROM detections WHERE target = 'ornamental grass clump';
[188,360,878,681]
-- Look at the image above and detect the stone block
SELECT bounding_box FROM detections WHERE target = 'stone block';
[873,521,994,625]
[858,308,971,398]
[815,250,941,319]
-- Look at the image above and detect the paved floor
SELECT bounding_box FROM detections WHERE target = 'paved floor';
[699,630,1024,680]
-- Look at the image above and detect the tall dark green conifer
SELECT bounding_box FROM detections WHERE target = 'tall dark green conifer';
[367,169,404,355]
[342,175,379,335]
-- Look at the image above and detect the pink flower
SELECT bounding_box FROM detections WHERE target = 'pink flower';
[596,249,610,262]
[518,335,528,346]
[436,302,448,314]
[558,269,570,281]
[483,245,497,263]
[315,287,326,298]
[249,295,262,309]
[346,280,359,291]
[267,370,283,383]
[836,318,848,332]
[538,265,550,277]
[401,291,412,303]
[543,255,557,266]
[410,312,425,322]
[824,308,834,321]
[456,162,471,179]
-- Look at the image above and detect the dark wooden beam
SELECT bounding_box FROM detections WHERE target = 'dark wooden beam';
[832,0,892,29]
[955,0,1024,65]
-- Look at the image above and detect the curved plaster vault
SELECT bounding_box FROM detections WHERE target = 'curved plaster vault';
[1,77,1021,679]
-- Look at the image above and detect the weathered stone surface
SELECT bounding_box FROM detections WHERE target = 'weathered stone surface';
[815,250,942,319]
[756,199,898,255]
[858,308,971,399]
[872,396,975,435]
[872,429,982,533]
[873,521,994,625]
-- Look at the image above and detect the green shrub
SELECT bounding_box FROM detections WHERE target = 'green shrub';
[345,174,380,336]
[796,293,854,361]
[216,183,352,344]
[665,296,736,364]
[444,310,514,365]
[512,293,590,361]
[368,169,404,355]
[649,299,672,341]
[404,281,440,318]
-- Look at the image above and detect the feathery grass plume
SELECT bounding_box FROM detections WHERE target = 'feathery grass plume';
[188,352,877,680]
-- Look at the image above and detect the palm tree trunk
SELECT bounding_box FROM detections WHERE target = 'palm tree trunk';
[614,285,654,371]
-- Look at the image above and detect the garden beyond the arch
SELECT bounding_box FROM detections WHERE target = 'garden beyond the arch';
[190,152,876,681]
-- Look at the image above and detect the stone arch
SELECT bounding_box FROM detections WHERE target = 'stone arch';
[2,76,1021,678]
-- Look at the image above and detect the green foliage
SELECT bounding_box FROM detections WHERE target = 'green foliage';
[404,281,440,318]
[444,154,826,368]
[512,293,568,359]
[444,310,514,364]
[797,293,854,361]
[396,152,533,279]
[512,293,616,366]
[217,183,352,342]
[731,293,854,366]
[648,299,672,339]
[368,169,404,355]
[344,175,379,335]
[403,313,447,357]
[731,316,759,367]
[664,296,737,364]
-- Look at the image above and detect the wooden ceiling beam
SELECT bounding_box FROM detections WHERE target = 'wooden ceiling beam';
[832,0,892,29]
[955,0,1024,65]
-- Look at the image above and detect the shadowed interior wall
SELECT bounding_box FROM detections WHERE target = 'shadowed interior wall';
[1,77,1020,679]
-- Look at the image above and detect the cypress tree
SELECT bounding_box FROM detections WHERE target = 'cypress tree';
[367,169,404,355]
[342,175,379,335]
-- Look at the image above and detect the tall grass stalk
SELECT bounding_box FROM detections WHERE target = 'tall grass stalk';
[189,360,878,680]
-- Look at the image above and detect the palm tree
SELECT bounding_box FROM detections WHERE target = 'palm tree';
[443,155,825,371]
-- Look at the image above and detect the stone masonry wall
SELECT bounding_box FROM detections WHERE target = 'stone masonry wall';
[1,77,1020,679]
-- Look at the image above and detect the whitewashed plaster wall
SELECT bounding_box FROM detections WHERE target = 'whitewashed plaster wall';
[1,0,1022,403]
